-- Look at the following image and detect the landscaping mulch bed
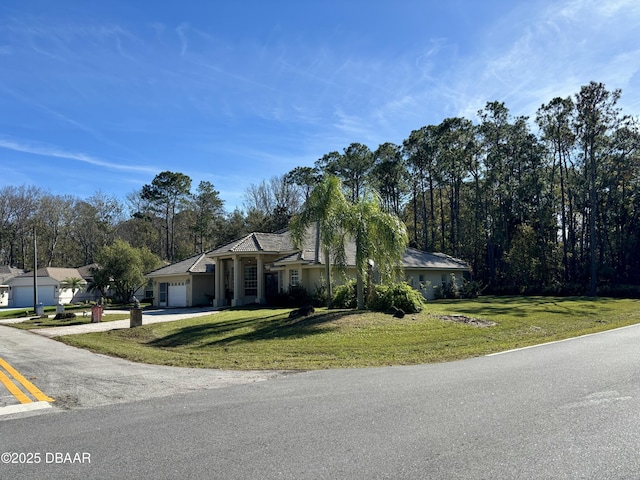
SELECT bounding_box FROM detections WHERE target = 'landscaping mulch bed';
[434,314,496,328]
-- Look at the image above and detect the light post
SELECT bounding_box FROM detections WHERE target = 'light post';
[33,227,38,314]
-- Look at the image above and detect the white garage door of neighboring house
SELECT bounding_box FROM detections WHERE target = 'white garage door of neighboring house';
[168,282,187,307]
[12,286,55,308]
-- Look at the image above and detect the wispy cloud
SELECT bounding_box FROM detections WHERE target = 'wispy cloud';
[432,0,640,121]
[176,23,189,56]
[0,137,156,173]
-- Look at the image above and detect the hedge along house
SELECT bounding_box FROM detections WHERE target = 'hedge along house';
[146,224,470,308]
[145,253,216,308]
[7,267,88,308]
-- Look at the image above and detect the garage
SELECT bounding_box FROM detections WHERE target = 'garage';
[168,281,187,307]
[11,285,55,308]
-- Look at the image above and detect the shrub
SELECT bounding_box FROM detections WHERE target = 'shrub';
[366,284,389,312]
[310,284,328,308]
[53,312,77,320]
[460,279,484,299]
[597,284,640,298]
[332,280,357,309]
[442,273,460,299]
[268,286,311,307]
[367,282,425,314]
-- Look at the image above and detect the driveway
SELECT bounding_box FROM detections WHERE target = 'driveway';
[0,308,290,418]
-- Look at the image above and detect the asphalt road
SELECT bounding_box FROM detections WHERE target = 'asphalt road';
[0,324,287,412]
[1,324,640,479]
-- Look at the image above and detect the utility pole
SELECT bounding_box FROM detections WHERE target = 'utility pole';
[33,227,38,313]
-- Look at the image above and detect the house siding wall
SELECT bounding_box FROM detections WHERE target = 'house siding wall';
[303,268,324,293]
[405,270,464,300]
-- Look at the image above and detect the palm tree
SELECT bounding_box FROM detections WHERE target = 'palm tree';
[289,176,349,308]
[87,267,110,302]
[344,193,409,309]
[60,277,86,303]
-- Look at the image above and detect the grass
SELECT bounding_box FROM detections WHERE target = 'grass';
[54,296,640,370]
[0,302,152,321]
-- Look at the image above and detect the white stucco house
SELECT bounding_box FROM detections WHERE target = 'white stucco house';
[146,225,469,308]
[7,268,88,308]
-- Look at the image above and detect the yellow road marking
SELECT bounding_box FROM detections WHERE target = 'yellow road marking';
[0,357,54,403]
[0,369,32,404]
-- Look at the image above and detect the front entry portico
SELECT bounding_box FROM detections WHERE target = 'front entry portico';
[213,254,267,307]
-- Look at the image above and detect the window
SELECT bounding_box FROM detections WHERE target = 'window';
[144,280,153,299]
[290,269,300,287]
[159,283,168,303]
[244,265,257,296]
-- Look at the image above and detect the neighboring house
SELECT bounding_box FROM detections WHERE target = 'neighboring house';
[7,268,88,308]
[0,266,26,307]
[402,248,470,299]
[146,253,216,307]
[146,224,470,308]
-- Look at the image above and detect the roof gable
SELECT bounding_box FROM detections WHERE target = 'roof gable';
[146,253,214,276]
[208,230,296,255]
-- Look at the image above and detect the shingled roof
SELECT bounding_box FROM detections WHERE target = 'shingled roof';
[401,248,469,270]
[208,229,299,255]
[153,224,469,274]
[15,267,86,282]
[146,252,215,277]
[271,228,468,271]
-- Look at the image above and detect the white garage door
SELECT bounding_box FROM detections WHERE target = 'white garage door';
[12,286,55,308]
[168,282,187,307]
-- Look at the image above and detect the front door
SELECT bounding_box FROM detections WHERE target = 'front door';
[265,272,279,302]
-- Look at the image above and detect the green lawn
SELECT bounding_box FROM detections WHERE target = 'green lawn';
[55,296,640,370]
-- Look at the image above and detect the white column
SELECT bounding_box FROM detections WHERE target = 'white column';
[257,256,265,304]
[215,259,224,307]
[232,255,243,306]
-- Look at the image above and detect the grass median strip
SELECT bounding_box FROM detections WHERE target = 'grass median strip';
[9,313,130,330]
[56,296,640,370]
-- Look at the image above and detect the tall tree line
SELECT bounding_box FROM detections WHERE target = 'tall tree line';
[297,82,640,295]
[2,82,638,296]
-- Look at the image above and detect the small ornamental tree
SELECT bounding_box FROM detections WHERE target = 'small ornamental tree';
[94,239,162,303]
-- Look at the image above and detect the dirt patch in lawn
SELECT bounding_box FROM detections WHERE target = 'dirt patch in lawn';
[435,314,496,328]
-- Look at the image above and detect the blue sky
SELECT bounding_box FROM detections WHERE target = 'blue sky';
[1,0,639,212]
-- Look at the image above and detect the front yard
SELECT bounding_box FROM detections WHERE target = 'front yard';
[55,296,640,370]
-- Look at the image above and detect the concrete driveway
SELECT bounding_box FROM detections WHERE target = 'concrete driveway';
[32,307,223,337]
[0,306,220,337]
